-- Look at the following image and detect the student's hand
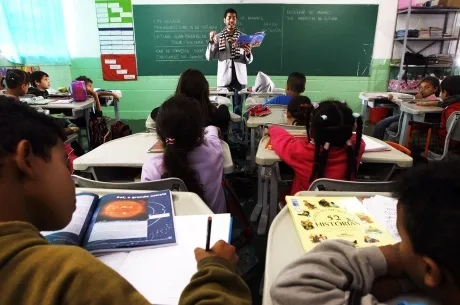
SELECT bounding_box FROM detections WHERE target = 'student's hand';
[371,277,406,302]
[379,243,405,278]
[415,93,424,99]
[194,240,239,266]
[247,87,253,92]
[416,101,434,106]
[209,31,216,42]
[112,93,120,100]
[264,128,270,136]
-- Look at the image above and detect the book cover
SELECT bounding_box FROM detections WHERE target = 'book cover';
[237,31,266,48]
[286,196,394,252]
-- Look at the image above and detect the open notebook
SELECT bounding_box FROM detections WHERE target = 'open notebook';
[363,195,401,242]
[98,214,232,305]
[42,191,176,254]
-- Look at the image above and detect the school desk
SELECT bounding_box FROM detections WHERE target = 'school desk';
[263,190,440,305]
[96,89,122,121]
[245,97,266,107]
[65,133,79,145]
[209,87,235,96]
[359,92,414,121]
[398,102,443,145]
[246,105,288,170]
[76,188,212,215]
[73,132,234,181]
[239,88,285,97]
[209,95,232,107]
[252,135,412,234]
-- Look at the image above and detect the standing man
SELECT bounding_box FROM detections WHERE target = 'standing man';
[206,8,253,115]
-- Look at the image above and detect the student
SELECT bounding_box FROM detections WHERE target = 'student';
[271,160,460,305]
[28,71,50,98]
[142,94,226,214]
[248,71,275,93]
[265,72,306,106]
[0,96,251,305]
[266,100,365,194]
[417,75,460,155]
[75,76,103,114]
[4,69,29,98]
[372,76,440,140]
[0,75,5,92]
[286,96,312,126]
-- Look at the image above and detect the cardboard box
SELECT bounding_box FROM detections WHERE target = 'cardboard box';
[438,0,460,8]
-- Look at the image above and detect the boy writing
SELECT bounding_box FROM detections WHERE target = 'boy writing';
[0,96,251,305]
[265,72,306,105]
[28,71,51,98]
[271,161,460,304]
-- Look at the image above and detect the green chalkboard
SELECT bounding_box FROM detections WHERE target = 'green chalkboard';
[133,4,378,76]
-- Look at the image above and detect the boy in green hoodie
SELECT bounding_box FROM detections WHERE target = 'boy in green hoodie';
[0,96,251,305]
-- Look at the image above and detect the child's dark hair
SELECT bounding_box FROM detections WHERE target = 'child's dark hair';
[420,76,441,97]
[287,72,306,93]
[156,94,205,201]
[224,8,237,18]
[30,71,49,88]
[441,75,460,96]
[5,69,30,89]
[75,76,93,84]
[175,69,214,125]
[305,100,363,182]
[394,161,460,285]
[287,96,311,126]
[0,96,66,172]
[0,76,5,89]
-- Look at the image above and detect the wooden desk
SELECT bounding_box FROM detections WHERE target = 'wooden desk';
[398,102,443,145]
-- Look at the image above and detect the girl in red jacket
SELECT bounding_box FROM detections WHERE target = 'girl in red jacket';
[267,100,366,194]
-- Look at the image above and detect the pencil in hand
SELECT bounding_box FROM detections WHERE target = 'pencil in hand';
[206,216,212,251]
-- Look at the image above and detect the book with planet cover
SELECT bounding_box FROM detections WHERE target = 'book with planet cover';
[286,196,394,252]
[42,191,176,254]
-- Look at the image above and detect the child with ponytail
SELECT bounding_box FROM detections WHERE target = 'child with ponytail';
[267,100,366,194]
[141,94,226,214]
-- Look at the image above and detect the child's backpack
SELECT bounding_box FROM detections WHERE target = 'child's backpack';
[247,104,272,117]
[88,114,111,149]
[111,121,132,140]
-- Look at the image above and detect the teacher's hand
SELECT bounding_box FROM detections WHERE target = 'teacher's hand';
[243,45,252,56]
[209,31,216,42]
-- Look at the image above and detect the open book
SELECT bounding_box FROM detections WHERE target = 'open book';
[42,191,176,254]
[238,31,266,48]
[286,196,394,252]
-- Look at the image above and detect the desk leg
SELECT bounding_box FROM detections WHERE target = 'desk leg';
[114,100,120,121]
[361,99,369,122]
[399,112,410,145]
[250,127,256,171]
[258,167,270,235]
[84,109,92,150]
[269,164,279,226]
[250,166,264,222]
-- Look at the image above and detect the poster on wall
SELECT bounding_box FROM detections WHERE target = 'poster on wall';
[95,0,138,81]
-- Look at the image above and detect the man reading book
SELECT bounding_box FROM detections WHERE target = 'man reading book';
[271,161,460,305]
[0,96,251,305]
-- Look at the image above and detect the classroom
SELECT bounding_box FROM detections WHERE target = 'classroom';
[1,0,460,304]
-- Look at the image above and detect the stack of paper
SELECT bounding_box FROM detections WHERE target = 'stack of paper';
[50,99,73,104]
[362,135,391,152]
[363,195,401,242]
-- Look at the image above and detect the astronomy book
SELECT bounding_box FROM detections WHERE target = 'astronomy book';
[42,191,176,254]
[286,196,394,252]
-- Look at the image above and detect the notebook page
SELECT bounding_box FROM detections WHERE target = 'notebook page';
[97,252,129,273]
[362,135,391,152]
[115,214,231,305]
[363,195,401,242]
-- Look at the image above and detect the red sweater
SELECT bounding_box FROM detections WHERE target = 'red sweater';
[269,126,366,195]
[439,101,460,150]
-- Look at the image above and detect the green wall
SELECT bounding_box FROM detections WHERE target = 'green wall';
[70,58,389,120]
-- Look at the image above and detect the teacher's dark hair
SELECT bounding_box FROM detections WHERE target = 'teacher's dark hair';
[224,8,237,18]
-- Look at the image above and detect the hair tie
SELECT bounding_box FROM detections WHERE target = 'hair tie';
[346,140,352,146]
[341,100,347,104]
[352,113,361,119]
[312,103,319,109]
[321,115,328,121]
[323,142,330,151]
[165,138,175,145]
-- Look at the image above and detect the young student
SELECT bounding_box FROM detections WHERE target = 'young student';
[4,69,29,98]
[75,76,103,114]
[286,96,312,126]
[248,71,275,93]
[28,71,50,98]
[0,96,251,305]
[142,94,226,214]
[265,72,306,106]
[271,160,460,305]
[417,75,460,155]
[372,76,440,140]
[266,100,365,194]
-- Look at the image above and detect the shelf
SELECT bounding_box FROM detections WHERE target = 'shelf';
[398,7,460,14]
[394,37,458,41]
[390,63,452,68]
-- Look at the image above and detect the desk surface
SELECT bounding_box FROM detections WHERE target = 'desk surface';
[74,132,234,174]
[210,95,232,106]
[40,97,95,110]
[209,88,235,96]
[245,97,266,106]
[359,92,415,101]
[256,135,413,167]
[246,106,287,128]
[400,101,443,115]
[240,89,285,97]
[76,188,212,215]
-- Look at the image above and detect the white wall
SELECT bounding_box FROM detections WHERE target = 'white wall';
[64,0,398,60]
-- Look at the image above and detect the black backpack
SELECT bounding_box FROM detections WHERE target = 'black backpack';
[88,114,110,149]
[110,121,132,140]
